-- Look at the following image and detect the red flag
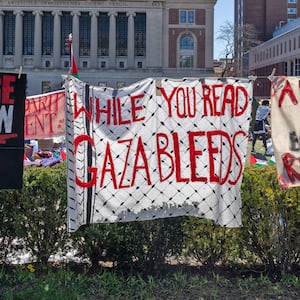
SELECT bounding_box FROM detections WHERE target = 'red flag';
[60,148,67,161]
[249,153,256,165]
[68,34,79,78]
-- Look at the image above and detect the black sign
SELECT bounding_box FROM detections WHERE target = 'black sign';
[0,73,26,189]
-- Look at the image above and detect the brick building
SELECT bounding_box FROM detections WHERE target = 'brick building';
[249,19,300,98]
[235,0,300,97]
[235,0,300,42]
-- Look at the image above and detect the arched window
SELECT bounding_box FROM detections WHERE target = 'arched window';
[180,33,194,50]
[178,32,195,68]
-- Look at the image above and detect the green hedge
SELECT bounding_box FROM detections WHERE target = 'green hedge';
[0,164,68,264]
[0,164,299,274]
[240,166,300,272]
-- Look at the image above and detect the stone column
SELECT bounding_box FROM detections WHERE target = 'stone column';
[90,11,99,68]
[33,11,43,68]
[205,7,214,69]
[127,11,136,68]
[14,10,23,67]
[0,11,4,67]
[52,11,62,68]
[71,11,80,65]
[108,12,117,68]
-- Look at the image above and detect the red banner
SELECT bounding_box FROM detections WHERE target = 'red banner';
[25,90,65,140]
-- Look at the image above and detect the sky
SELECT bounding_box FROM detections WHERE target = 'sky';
[214,0,234,59]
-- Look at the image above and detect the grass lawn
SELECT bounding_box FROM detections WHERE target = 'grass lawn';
[1,263,299,299]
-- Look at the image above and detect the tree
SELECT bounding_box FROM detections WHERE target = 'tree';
[217,21,261,77]
[217,21,235,77]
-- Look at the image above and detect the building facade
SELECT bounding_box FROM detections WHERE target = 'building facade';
[235,0,300,78]
[235,0,300,42]
[0,0,216,95]
[249,18,300,98]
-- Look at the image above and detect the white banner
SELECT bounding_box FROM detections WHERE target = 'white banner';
[271,76,300,188]
[65,77,252,232]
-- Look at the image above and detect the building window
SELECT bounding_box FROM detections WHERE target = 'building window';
[61,12,72,55]
[101,61,106,68]
[178,33,195,68]
[295,58,300,75]
[98,12,109,56]
[288,0,297,3]
[82,61,88,68]
[64,60,69,68]
[79,12,91,56]
[180,33,194,49]
[117,82,125,88]
[42,81,51,93]
[284,62,288,76]
[42,12,53,55]
[116,13,128,56]
[179,55,193,68]
[119,61,125,68]
[288,8,297,14]
[134,13,146,56]
[3,11,15,55]
[180,10,195,24]
[284,41,287,53]
[45,60,51,68]
[291,60,294,75]
[137,61,143,68]
[23,12,34,55]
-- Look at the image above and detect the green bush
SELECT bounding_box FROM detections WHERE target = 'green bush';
[240,166,300,273]
[0,164,69,264]
[1,163,300,275]
[183,217,239,268]
[73,217,184,271]
[0,189,21,263]
[73,222,141,268]
[132,217,184,269]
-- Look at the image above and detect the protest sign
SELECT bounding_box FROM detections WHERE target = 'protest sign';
[25,90,65,140]
[271,76,300,188]
[0,73,26,189]
[65,77,252,232]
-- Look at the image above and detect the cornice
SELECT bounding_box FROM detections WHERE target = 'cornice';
[1,1,216,10]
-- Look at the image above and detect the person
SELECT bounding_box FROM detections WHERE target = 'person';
[24,144,35,161]
[251,99,271,154]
